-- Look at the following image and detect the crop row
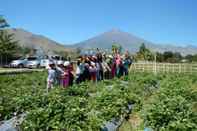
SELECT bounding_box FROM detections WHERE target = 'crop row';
[0,72,197,130]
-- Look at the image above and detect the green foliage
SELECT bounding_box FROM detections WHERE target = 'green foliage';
[0,15,9,29]
[185,54,197,63]
[135,43,185,63]
[0,72,196,130]
[112,43,122,53]
[0,72,139,130]
[142,74,197,131]
[0,16,28,62]
[162,51,182,63]
[0,30,20,62]
[185,54,193,62]
[136,43,154,61]
[0,72,47,120]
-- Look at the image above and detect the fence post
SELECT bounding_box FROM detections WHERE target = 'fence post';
[179,64,181,73]
[142,64,145,72]
[190,64,193,74]
[154,62,157,74]
[0,56,2,66]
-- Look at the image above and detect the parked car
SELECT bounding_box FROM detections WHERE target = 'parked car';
[26,57,41,68]
[40,55,65,68]
[10,58,28,68]
[40,59,50,68]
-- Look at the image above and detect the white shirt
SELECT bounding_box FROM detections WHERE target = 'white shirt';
[47,69,56,82]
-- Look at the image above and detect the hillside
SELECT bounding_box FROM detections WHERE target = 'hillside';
[5,28,197,55]
[71,29,197,55]
[6,28,70,54]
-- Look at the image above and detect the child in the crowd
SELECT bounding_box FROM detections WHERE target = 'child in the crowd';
[47,61,56,92]
[62,61,70,88]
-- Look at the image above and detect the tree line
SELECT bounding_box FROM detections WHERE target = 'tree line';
[135,43,197,63]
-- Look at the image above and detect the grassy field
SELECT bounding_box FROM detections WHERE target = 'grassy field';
[0,72,196,130]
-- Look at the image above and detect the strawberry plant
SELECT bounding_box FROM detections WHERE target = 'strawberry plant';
[1,72,197,130]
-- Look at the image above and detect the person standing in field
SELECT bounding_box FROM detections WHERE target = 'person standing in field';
[115,51,122,77]
[111,55,116,78]
[102,55,111,79]
[89,61,97,82]
[96,53,104,81]
[68,62,74,86]
[106,55,113,79]
[47,61,56,92]
[56,61,65,86]
[83,56,91,81]
[75,59,82,84]
[123,51,132,75]
[62,61,70,88]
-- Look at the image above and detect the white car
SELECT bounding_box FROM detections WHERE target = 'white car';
[10,58,28,68]
[40,59,50,68]
[26,57,41,68]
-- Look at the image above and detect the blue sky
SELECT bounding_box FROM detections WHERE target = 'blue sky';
[1,0,197,46]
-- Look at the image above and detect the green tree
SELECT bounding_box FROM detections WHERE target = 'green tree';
[137,43,154,61]
[0,31,19,61]
[163,51,182,63]
[156,52,164,62]
[0,15,9,29]
[173,52,182,62]
[112,43,122,54]
[163,51,174,62]
[0,16,19,63]
[191,54,197,62]
[139,43,147,54]
[185,54,193,62]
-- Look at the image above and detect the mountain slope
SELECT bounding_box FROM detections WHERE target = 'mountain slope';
[6,28,69,54]
[72,29,197,55]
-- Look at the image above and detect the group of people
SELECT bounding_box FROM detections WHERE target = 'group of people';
[47,50,132,91]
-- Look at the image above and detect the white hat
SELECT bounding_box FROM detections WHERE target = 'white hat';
[92,55,97,59]
[108,55,113,58]
[57,60,64,65]
[91,61,95,66]
[64,61,70,66]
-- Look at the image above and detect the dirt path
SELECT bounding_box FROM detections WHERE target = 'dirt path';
[0,68,44,75]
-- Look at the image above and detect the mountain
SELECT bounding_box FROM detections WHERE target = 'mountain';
[71,29,197,55]
[6,28,197,56]
[6,28,70,54]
